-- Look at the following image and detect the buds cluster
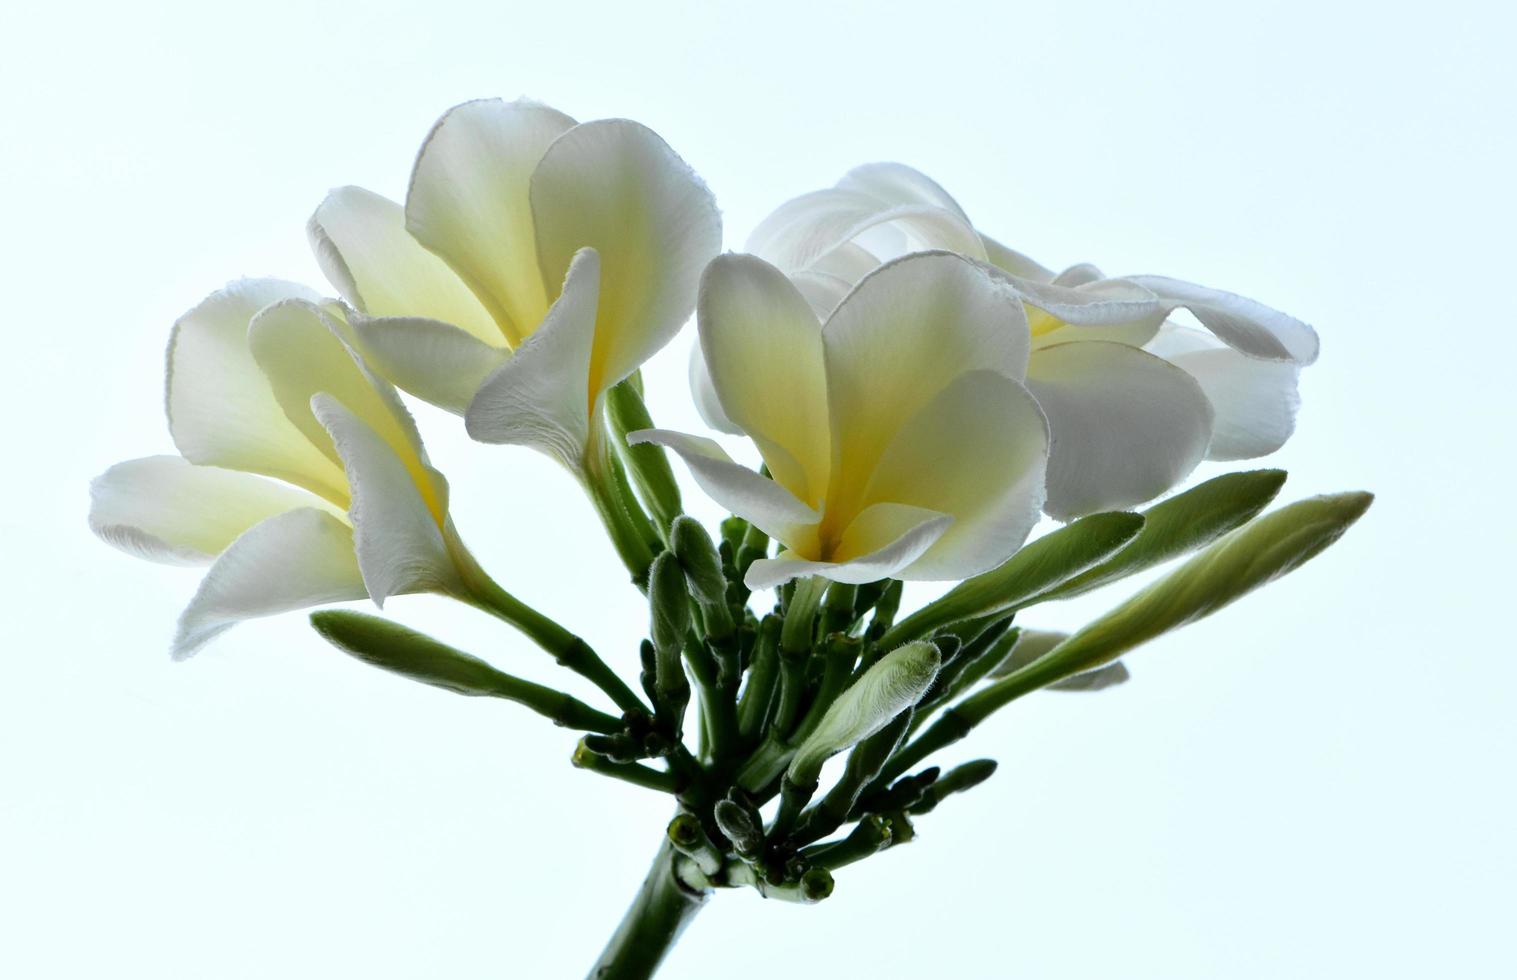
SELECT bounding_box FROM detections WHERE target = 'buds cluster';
[304,466,1368,915]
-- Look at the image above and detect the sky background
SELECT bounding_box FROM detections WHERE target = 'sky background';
[2,1,1513,977]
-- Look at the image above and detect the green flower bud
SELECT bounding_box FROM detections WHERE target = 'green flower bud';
[799,868,834,903]
[910,759,998,814]
[883,512,1145,646]
[1040,468,1289,602]
[310,611,621,732]
[648,552,691,655]
[977,492,1374,710]
[720,516,748,553]
[787,641,942,786]
[713,800,764,857]
[670,516,728,606]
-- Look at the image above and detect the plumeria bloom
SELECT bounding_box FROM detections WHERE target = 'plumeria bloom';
[89,281,476,657]
[306,98,721,474]
[635,251,1050,590]
[692,163,1318,519]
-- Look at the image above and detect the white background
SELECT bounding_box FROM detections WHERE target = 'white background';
[2,1,1513,977]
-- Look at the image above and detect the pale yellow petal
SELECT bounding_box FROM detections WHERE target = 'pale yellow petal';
[859,371,1049,579]
[819,252,1029,533]
[530,118,721,399]
[350,315,508,415]
[405,98,577,345]
[1026,341,1214,519]
[247,300,444,521]
[313,395,460,606]
[89,456,342,566]
[465,248,601,470]
[167,279,349,504]
[308,185,500,345]
[696,254,829,508]
[174,508,367,659]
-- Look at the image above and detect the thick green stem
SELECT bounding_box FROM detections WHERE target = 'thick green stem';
[586,841,708,980]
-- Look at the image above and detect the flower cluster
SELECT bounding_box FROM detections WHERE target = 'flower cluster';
[89,99,1369,978]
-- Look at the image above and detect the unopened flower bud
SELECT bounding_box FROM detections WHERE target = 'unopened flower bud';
[787,641,941,786]
[648,552,691,656]
[670,516,728,606]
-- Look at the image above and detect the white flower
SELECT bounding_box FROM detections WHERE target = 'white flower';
[694,163,1318,519]
[635,251,1050,590]
[306,98,722,473]
[89,282,469,657]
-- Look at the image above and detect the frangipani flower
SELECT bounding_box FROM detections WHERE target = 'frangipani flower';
[306,98,721,473]
[693,163,1318,519]
[89,281,472,657]
[635,251,1050,590]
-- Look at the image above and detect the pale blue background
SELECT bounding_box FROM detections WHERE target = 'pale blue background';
[2,1,1512,977]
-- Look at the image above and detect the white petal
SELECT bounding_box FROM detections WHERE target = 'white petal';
[307,186,500,345]
[980,234,1058,282]
[1014,276,1169,350]
[173,508,366,659]
[89,456,340,565]
[1126,275,1319,364]
[743,505,952,591]
[1027,342,1215,519]
[167,279,349,504]
[689,341,741,434]
[790,270,854,316]
[405,98,577,344]
[861,371,1050,580]
[350,315,508,415]
[1001,629,1071,672]
[1168,345,1301,460]
[1143,320,1219,359]
[1053,263,1107,287]
[313,395,458,606]
[529,118,721,396]
[992,628,1131,691]
[696,254,830,507]
[247,299,432,479]
[808,241,886,287]
[464,248,600,469]
[837,163,973,222]
[748,187,984,276]
[747,188,892,272]
[821,251,1030,523]
[627,429,819,543]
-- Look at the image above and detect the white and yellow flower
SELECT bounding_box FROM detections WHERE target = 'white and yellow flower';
[694,163,1318,519]
[89,281,470,657]
[636,251,1050,590]
[306,98,722,473]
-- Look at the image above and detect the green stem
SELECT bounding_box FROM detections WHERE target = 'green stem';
[586,841,708,980]
[877,646,1083,790]
[605,379,683,539]
[572,741,683,794]
[781,576,827,653]
[462,566,647,717]
[872,708,975,792]
[801,813,893,870]
[736,616,781,742]
[583,430,660,590]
